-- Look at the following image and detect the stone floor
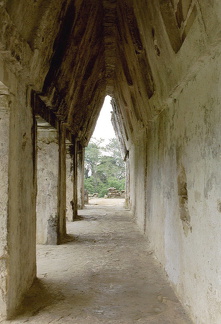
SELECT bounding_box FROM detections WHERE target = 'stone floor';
[3,199,192,324]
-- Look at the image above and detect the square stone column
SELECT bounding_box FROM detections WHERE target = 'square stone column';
[0,89,10,318]
[57,123,66,243]
[66,145,73,222]
[36,123,59,244]
[125,157,130,208]
[77,143,85,209]
[69,139,78,220]
[0,83,37,319]
[36,121,67,245]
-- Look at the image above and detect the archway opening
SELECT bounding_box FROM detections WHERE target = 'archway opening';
[84,96,126,204]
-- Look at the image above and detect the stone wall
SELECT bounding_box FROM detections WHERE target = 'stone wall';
[121,2,221,323]
[141,50,221,324]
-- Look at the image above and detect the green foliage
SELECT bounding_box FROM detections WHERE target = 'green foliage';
[84,138,104,178]
[84,137,125,197]
[84,177,96,194]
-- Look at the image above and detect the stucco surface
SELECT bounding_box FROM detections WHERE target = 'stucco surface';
[142,50,221,324]
[0,94,9,317]
[37,128,59,244]
[6,83,36,318]
[66,152,73,222]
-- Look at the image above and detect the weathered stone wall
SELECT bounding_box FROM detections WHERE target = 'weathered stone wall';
[142,50,221,324]
[108,1,221,323]
[120,2,221,324]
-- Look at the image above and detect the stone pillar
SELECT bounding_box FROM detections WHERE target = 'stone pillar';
[5,84,36,318]
[70,139,78,220]
[77,143,85,209]
[66,145,73,222]
[125,157,130,208]
[0,87,10,318]
[36,122,67,244]
[36,123,59,245]
[57,123,66,243]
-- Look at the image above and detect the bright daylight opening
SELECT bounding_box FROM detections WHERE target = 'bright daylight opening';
[84,96,126,200]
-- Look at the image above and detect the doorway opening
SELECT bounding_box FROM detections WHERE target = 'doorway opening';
[84,96,126,204]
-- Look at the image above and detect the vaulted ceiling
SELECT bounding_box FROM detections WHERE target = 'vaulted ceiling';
[3,0,150,144]
[2,0,203,145]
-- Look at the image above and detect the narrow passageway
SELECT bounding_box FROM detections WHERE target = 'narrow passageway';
[5,200,191,324]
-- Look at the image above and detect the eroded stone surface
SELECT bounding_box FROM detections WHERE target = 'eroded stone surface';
[36,127,59,245]
[0,93,9,318]
[77,144,85,210]
[66,148,73,222]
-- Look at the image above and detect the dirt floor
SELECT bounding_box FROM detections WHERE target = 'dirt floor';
[3,199,192,324]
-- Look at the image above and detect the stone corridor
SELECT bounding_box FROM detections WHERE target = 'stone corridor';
[1,1,221,322]
[2,199,191,324]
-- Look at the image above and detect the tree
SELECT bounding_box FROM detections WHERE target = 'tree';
[84,137,125,197]
[84,138,104,178]
[103,138,125,179]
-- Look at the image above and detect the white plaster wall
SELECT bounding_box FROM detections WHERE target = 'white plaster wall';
[133,48,221,324]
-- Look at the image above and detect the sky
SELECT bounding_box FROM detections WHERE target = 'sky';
[92,95,116,143]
